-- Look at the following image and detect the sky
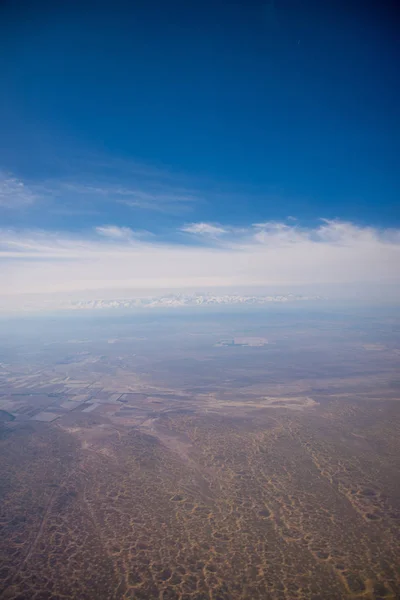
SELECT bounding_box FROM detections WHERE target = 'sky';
[0,0,399,309]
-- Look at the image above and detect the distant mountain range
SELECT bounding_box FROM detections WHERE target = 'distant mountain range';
[66,293,323,310]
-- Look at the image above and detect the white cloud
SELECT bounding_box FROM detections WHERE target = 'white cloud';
[95,225,134,239]
[1,220,399,309]
[182,222,227,236]
[0,173,37,208]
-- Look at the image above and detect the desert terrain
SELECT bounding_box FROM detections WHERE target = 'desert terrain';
[0,307,399,599]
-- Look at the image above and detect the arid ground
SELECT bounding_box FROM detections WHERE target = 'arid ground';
[0,308,399,599]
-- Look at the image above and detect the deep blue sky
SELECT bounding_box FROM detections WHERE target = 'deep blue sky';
[0,0,398,231]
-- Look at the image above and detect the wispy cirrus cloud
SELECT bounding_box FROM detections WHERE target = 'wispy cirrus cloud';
[181,222,228,236]
[0,173,37,208]
[0,158,282,220]
[95,225,135,239]
[61,182,198,213]
[0,156,201,216]
[119,190,197,212]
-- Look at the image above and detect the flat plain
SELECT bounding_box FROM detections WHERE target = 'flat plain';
[0,307,399,599]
